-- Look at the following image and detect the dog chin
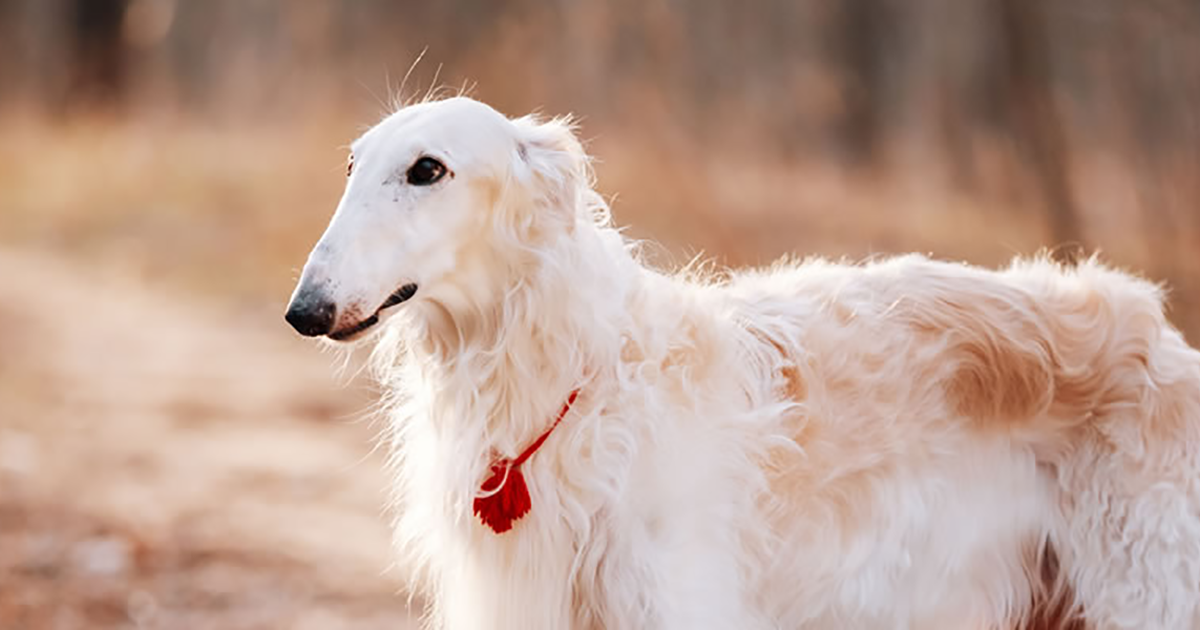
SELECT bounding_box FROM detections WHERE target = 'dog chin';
[325,315,384,343]
[324,326,376,344]
[324,283,419,343]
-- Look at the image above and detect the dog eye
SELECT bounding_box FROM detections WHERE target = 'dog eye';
[407,156,448,186]
[347,153,354,177]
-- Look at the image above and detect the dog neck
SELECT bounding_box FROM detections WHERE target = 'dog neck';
[381,212,635,448]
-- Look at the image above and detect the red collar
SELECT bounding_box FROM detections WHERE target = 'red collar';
[472,389,580,534]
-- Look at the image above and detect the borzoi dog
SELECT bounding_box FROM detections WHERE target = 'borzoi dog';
[285,97,1200,629]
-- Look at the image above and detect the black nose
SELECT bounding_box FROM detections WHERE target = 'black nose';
[285,291,336,337]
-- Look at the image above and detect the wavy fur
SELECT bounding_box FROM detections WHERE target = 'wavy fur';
[292,97,1200,629]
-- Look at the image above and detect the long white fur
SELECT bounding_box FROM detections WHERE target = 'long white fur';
[292,97,1200,629]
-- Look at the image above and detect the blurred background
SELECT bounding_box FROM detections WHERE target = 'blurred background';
[1,1,1197,628]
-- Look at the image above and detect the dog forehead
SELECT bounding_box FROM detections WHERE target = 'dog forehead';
[357,97,515,164]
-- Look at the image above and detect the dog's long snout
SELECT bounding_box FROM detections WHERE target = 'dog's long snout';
[285,286,336,337]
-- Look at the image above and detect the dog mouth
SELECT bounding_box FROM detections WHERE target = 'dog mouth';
[327,283,419,341]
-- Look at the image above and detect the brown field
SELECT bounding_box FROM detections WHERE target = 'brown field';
[0,115,420,627]
[1,2,1198,627]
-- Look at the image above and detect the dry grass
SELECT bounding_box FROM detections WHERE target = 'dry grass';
[0,113,355,305]
[5,109,1190,286]
[4,110,1196,338]
[0,112,1058,298]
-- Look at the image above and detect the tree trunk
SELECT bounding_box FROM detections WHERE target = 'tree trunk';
[998,0,1085,263]
[68,0,129,111]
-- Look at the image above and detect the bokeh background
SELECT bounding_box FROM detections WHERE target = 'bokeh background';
[1,1,1198,628]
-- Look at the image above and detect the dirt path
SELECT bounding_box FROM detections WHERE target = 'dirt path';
[0,250,416,629]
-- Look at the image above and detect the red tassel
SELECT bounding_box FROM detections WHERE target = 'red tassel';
[473,460,531,534]
[472,389,580,534]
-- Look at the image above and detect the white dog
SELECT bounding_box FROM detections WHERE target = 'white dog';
[286,97,1200,630]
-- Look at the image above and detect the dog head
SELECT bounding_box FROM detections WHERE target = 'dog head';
[285,97,588,342]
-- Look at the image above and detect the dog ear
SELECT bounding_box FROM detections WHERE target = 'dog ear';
[510,115,588,213]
